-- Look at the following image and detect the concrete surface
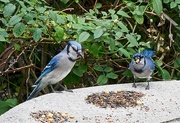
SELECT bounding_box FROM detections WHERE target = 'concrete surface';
[0,80,180,123]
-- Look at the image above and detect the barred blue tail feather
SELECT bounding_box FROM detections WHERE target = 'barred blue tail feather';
[141,49,155,57]
[27,83,41,100]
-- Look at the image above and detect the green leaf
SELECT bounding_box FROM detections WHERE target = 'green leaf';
[94,66,104,72]
[117,22,129,33]
[109,39,115,51]
[0,101,10,115]
[178,4,180,9]
[0,42,5,52]
[152,0,162,16]
[108,9,115,14]
[49,10,57,22]
[97,75,108,85]
[155,60,164,75]
[33,28,42,42]
[119,48,130,58]
[0,28,8,37]
[37,7,46,13]
[115,31,123,39]
[155,60,163,66]
[14,43,21,51]
[163,0,170,3]
[5,98,18,107]
[57,15,66,24]
[64,72,80,87]
[9,15,22,26]
[52,25,64,41]
[170,2,177,8]
[3,3,16,17]
[106,72,118,79]
[126,34,138,47]
[162,69,171,80]
[78,31,90,42]
[95,3,102,9]
[73,65,87,77]
[60,0,69,4]
[174,57,180,68]
[0,0,10,3]
[104,67,112,72]
[94,28,103,39]
[89,43,101,57]
[122,69,133,77]
[0,35,6,42]
[134,15,144,24]
[66,14,74,21]
[13,23,26,37]
[111,14,118,20]
[73,67,83,77]
[117,10,131,18]
[175,0,180,4]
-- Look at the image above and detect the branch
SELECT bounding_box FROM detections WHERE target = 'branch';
[0,64,35,75]
[162,12,178,26]
[77,2,88,12]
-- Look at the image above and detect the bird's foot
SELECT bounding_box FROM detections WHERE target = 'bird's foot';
[145,81,150,90]
[58,84,73,93]
[132,83,137,88]
[53,90,63,93]
[64,89,73,93]
[145,85,149,90]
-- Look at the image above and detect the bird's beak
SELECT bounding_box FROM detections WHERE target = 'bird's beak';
[77,51,84,59]
[135,58,140,64]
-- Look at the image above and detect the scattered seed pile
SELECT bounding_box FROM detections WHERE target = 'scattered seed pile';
[30,110,74,123]
[85,90,145,108]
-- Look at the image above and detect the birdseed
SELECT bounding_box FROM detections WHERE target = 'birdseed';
[30,110,74,123]
[85,90,145,108]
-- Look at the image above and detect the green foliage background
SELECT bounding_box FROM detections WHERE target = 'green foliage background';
[0,0,180,114]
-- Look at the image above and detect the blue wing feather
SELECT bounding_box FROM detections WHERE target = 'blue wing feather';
[144,56,155,71]
[34,55,61,85]
[141,49,155,57]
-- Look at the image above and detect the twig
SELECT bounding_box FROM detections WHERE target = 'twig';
[60,8,74,12]
[0,64,35,75]
[77,2,88,13]
[168,22,174,47]
[162,12,178,26]
[0,48,15,67]
[93,0,98,9]
[4,49,26,73]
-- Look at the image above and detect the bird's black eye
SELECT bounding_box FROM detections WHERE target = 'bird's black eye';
[71,45,78,52]
[140,55,144,59]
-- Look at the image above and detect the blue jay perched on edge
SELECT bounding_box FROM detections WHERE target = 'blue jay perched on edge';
[27,41,83,100]
[129,49,155,90]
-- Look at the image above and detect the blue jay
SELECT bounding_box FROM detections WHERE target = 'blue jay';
[27,41,83,100]
[129,49,155,90]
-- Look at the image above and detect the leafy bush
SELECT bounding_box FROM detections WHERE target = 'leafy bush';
[0,0,180,112]
[0,98,18,115]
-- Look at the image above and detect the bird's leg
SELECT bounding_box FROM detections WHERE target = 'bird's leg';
[132,77,137,88]
[50,85,62,93]
[145,79,150,90]
[58,83,73,92]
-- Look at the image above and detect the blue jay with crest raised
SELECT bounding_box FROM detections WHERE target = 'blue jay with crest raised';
[27,40,83,100]
[129,49,155,90]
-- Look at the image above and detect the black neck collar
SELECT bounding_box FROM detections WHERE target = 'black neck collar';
[134,58,146,73]
[68,57,76,62]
